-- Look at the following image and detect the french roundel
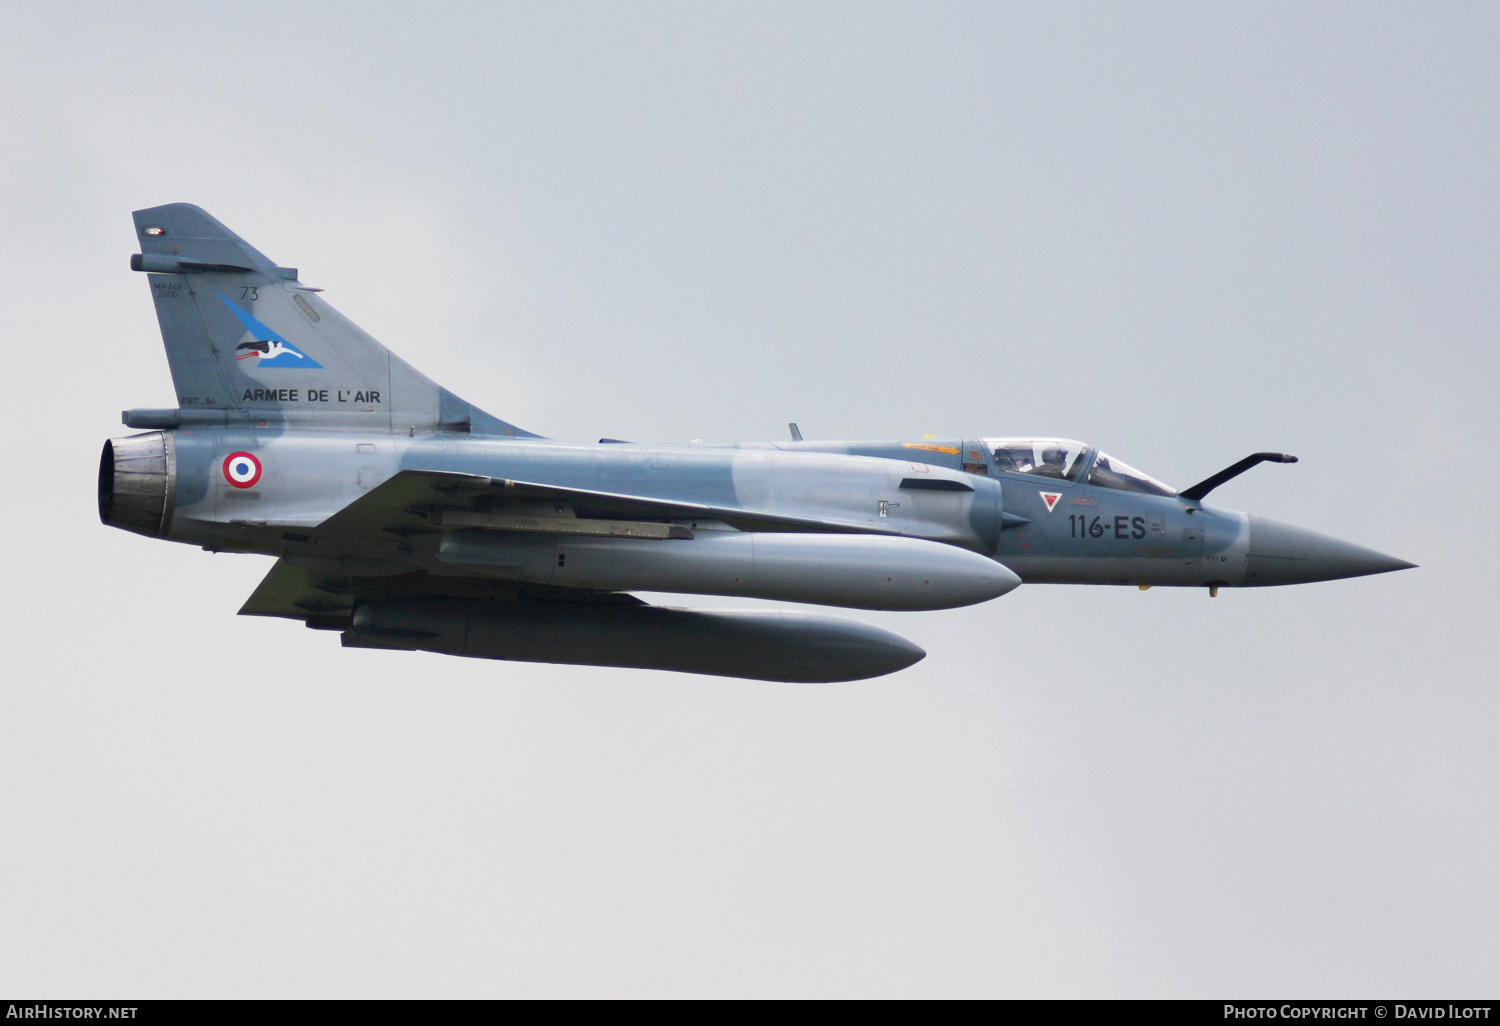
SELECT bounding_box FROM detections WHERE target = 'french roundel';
[222,451,263,489]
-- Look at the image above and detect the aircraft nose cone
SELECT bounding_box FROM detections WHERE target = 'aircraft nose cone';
[1245,515,1416,586]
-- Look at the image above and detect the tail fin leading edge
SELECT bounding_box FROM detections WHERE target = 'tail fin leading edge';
[130,202,536,437]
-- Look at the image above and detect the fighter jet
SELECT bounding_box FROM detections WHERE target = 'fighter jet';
[101,204,1414,682]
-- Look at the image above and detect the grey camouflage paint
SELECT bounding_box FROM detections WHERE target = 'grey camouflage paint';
[99,204,1413,681]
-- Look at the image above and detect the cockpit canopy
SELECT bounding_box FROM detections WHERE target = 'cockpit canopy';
[982,438,1176,497]
[986,439,1089,481]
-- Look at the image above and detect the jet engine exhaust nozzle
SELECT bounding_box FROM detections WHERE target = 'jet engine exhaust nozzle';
[99,432,177,539]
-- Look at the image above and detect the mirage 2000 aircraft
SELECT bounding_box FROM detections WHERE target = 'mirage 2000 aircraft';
[100,204,1414,682]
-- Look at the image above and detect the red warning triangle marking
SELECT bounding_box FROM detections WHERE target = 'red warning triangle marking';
[1039,491,1062,512]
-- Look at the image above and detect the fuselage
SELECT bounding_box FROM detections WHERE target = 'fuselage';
[112,427,1280,593]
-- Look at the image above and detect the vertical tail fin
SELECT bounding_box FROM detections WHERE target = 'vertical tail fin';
[129,203,536,436]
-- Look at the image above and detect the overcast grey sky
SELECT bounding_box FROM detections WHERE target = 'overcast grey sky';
[1,1,1496,997]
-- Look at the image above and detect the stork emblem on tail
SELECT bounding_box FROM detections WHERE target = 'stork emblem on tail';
[235,339,306,362]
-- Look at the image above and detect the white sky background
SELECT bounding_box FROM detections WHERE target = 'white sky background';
[0,0,1495,997]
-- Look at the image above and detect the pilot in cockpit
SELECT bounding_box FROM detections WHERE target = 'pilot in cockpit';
[1032,448,1070,480]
